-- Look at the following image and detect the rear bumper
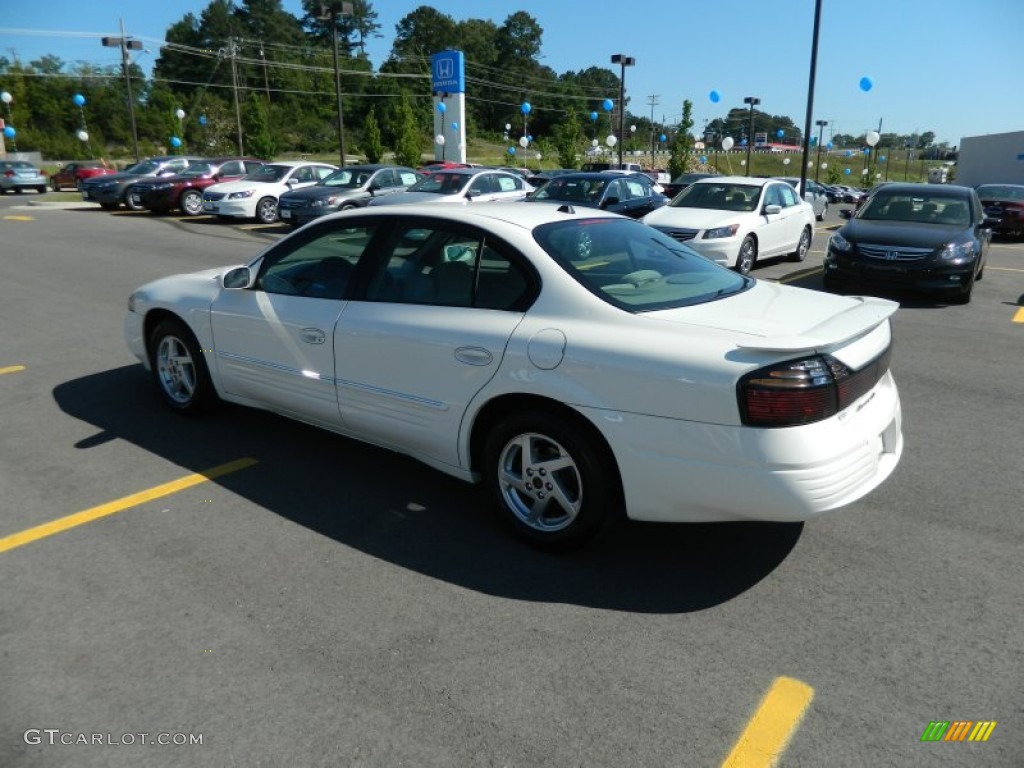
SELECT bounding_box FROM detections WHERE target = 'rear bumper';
[583,370,903,523]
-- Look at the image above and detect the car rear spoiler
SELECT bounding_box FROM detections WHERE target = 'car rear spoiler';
[734,296,898,352]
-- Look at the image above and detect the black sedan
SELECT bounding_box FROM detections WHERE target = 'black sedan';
[277,164,422,227]
[523,172,667,219]
[975,183,1024,240]
[824,183,994,304]
[660,172,720,199]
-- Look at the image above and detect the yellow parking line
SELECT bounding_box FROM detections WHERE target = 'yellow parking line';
[2,215,35,221]
[989,266,1024,272]
[0,365,27,375]
[721,676,815,768]
[1013,308,1024,323]
[0,457,259,554]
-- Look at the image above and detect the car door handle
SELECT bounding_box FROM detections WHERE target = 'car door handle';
[299,328,326,345]
[454,346,493,366]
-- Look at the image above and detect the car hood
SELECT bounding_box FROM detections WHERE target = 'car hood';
[643,206,746,229]
[646,280,898,352]
[841,219,967,247]
[281,185,365,201]
[207,180,278,194]
[369,191,461,206]
[84,172,147,184]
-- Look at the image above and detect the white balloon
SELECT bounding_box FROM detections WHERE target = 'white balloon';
[175,108,185,120]
[783,157,791,165]
[434,134,445,146]
[519,136,528,148]
[740,159,746,166]
[821,163,828,169]
[0,91,11,104]
[536,153,542,161]
[505,123,512,131]
[606,135,618,147]
[861,168,868,175]
[591,139,598,147]
[866,130,880,147]
[76,129,89,142]
[721,136,734,151]
[630,125,636,133]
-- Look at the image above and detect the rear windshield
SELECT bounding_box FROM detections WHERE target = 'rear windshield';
[534,218,750,311]
[976,185,1024,201]
[408,173,470,194]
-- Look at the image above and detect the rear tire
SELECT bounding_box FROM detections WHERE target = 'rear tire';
[816,202,828,222]
[100,202,119,210]
[180,189,204,216]
[481,410,620,550]
[124,187,145,211]
[789,226,812,262]
[147,319,216,414]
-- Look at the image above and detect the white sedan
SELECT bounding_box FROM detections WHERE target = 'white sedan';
[202,161,336,223]
[642,176,816,275]
[367,168,529,206]
[125,203,902,549]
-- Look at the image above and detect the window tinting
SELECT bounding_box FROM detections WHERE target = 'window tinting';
[258,223,376,299]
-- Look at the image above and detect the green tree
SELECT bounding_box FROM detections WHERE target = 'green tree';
[669,100,694,178]
[243,93,277,158]
[392,94,422,168]
[362,105,384,162]
[554,109,582,169]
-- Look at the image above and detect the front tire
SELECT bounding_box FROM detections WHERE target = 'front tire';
[148,319,216,414]
[124,187,145,211]
[816,202,828,222]
[180,189,204,216]
[255,196,278,224]
[735,235,757,275]
[789,226,812,262]
[481,411,620,550]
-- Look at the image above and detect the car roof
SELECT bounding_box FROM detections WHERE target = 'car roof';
[693,176,773,187]
[867,182,973,197]
[268,160,334,168]
[326,201,621,230]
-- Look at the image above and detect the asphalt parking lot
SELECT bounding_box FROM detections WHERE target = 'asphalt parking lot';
[1,196,1022,767]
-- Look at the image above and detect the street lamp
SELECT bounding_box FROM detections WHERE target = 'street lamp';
[743,96,760,171]
[319,2,354,167]
[814,119,828,182]
[102,20,143,163]
[610,54,636,168]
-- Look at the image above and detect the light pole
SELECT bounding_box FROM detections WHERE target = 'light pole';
[320,2,354,167]
[743,96,760,172]
[814,119,828,182]
[610,54,635,168]
[102,20,143,163]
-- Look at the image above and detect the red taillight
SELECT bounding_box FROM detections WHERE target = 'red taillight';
[3,170,14,178]
[738,347,891,428]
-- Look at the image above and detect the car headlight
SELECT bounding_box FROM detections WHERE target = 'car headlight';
[310,197,338,207]
[829,232,852,252]
[703,223,739,239]
[127,290,146,313]
[228,189,255,199]
[937,241,973,261]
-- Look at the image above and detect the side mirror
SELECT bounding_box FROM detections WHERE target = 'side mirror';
[763,204,782,215]
[221,266,252,290]
[982,216,999,228]
[838,209,852,219]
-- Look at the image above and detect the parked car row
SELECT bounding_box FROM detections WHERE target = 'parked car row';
[0,160,49,194]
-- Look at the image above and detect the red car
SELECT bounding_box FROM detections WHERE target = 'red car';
[130,157,264,216]
[49,161,116,191]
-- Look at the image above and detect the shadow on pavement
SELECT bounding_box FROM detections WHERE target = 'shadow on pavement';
[53,365,803,614]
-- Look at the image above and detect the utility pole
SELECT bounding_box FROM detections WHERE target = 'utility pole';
[260,43,271,103]
[647,94,660,164]
[219,38,244,156]
[320,2,354,167]
[101,20,143,163]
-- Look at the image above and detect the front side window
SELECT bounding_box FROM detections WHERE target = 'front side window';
[536,218,749,311]
[257,222,378,300]
[407,173,469,195]
[245,165,290,183]
[779,184,800,207]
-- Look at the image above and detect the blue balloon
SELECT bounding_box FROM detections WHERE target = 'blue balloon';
[451,121,458,130]
[826,142,833,149]
[844,167,852,175]
[527,135,533,142]
[859,76,873,92]
[740,138,748,146]
[72,93,86,107]
[590,111,598,121]
[520,102,531,115]
[845,150,853,157]
[659,133,667,142]
[170,136,182,148]
[699,155,708,164]
[862,147,871,154]
[3,126,15,139]
[709,89,721,104]
[198,115,208,126]
[436,102,446,113]
[602,98,613,112]
[776,129,784,138]
[879,155,887,162]
[508,147,516,155]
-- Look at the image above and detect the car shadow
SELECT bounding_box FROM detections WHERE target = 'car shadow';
[52,366,803,614]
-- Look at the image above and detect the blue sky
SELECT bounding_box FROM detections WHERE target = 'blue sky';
[3,0,1023,146]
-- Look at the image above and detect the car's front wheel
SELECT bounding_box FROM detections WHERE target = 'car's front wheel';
[789,226,812,262]
[124,187,145,211]
[148,319,216,414]
[816,202,828,222]
[180,190,204,216]
[255,196,278,224]
[482,411,620,550]
[735,235,757,275]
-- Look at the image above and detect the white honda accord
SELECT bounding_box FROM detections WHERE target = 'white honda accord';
[202,160,336,223]
[124,203,903,549]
